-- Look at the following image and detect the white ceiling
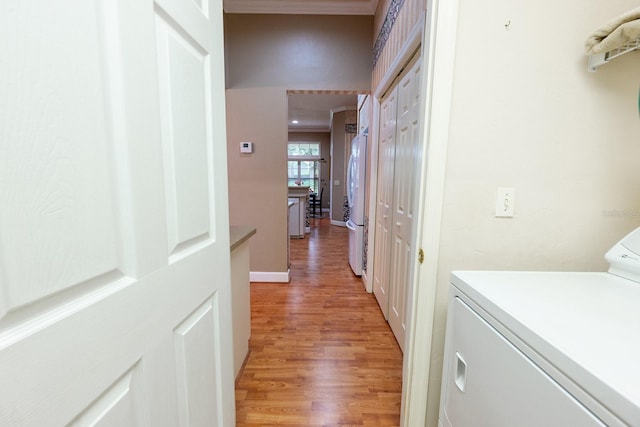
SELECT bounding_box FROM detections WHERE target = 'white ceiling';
[288,93,359,132]
[223,0,379,15]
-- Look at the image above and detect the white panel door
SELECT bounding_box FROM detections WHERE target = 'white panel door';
[373,85,399,319]
[388,54,422,352]
[0,0,235,425]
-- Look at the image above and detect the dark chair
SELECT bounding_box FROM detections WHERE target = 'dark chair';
[311,187,323,217]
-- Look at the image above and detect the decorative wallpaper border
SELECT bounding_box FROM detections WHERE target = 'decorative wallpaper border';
[345,123,358,133]
[343,196,350,222]
[286,89,370,95]
[372,0,406,67]
[363,215,368,272]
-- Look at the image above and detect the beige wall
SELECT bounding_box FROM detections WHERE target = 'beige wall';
[226,87,287,272]
[225,14,373,274]
[288,131,331,210]
[225,14,373,89]
[330,112,347,222]
[423,1,640,424]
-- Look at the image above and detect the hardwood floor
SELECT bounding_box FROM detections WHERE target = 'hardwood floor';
[235,217,403,426]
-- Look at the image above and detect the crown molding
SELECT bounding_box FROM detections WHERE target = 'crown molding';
[288,126,331,132]
[330,105,358,114]
[224,0,378,15]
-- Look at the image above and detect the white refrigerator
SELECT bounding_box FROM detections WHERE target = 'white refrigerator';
[346,133,367,276]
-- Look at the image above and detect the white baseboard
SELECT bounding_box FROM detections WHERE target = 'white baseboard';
[331,220,347,227]
[361,270,372,293]
[250,270,290,283]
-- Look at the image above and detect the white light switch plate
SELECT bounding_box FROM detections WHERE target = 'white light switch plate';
[495,187,515,217]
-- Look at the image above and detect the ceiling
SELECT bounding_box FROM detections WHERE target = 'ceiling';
[223,0,379,15]
[288,93,359,132]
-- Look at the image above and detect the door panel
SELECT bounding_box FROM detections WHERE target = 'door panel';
[71,365,147,427]
[0,0,121,313]
[388,54,422,351]
[173,297,220,426]
[0,0,234,425]
[372,85,398,318]
[155,11,212,255]
[390,236,409,325]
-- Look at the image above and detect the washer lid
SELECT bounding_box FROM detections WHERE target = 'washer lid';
[606,226,640,282]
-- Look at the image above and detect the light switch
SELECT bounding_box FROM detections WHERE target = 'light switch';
[334,180,340,186]
[495,187,515,217]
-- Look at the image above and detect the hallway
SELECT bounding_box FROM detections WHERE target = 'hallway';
[235,217,403,426]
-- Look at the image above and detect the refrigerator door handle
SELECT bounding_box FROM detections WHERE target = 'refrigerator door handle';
[346,219,357,231]
[346,154,355,209]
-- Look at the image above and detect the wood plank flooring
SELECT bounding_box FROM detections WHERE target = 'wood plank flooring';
[235,217,403,426]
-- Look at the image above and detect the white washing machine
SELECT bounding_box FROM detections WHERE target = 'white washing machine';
[439,227,640,427]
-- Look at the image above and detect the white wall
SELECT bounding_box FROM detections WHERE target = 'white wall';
[423,0,640,424]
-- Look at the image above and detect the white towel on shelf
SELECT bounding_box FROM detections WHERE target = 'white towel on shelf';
[585,6,640,54]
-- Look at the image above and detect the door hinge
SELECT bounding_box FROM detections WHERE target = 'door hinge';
[418,248,424,264]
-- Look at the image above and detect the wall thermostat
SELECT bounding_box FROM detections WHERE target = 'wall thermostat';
[240,141,253,153]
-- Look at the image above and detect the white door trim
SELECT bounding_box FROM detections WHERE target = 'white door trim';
[401,0,460,426]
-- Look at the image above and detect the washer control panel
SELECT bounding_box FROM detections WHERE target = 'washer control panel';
[606,226,640,282]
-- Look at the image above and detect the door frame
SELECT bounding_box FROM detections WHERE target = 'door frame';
[399,0,460,426]
[365,0,461,424]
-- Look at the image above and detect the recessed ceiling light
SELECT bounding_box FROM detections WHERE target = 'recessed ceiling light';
[291,120,299,124]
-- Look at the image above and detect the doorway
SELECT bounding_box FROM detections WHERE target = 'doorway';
[287,91,363,227]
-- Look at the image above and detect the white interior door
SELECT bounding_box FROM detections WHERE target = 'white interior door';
[0,0,235,425]
[372,85,399,319]
[388,53,422,352]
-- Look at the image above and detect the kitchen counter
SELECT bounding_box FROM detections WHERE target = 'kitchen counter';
[229,225,256,379]
[288,187,310,237]
[230,225,256,251]
[287,185,310,196]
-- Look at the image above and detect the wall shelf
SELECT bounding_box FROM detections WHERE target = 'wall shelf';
[588,35,640,72]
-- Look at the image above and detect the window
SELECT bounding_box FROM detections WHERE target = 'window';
[288,142,321,193]
[288,142,320,158]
